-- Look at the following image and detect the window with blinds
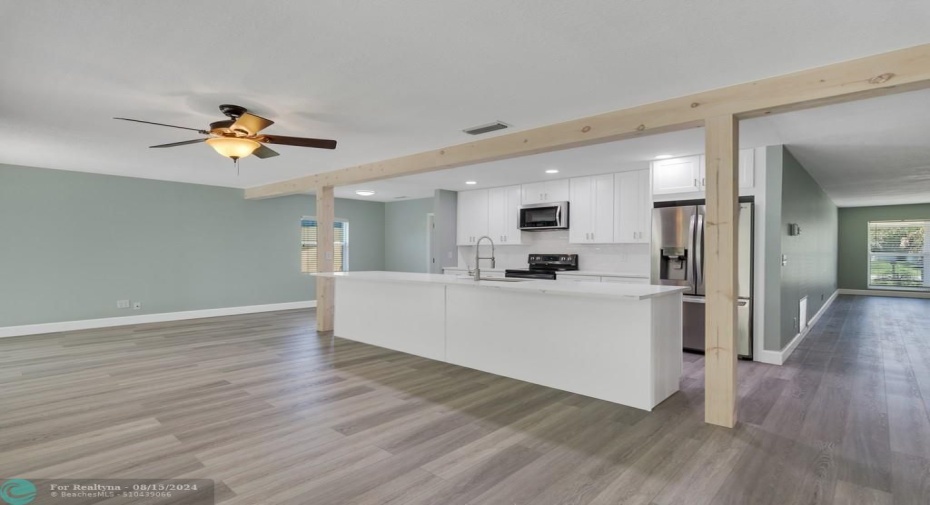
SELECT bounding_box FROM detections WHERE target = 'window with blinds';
[868,220,928,290]
[301,219,348,273]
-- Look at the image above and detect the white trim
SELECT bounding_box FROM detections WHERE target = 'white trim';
[755,290,838,365]
[0,301,316,338]
[838,288,930,299]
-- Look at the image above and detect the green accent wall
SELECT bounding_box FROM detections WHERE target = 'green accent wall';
[0,164,384,327]
[384,197,434,273]
[762,146,784,352]
[838,203,930,290]
[777,148,838,349]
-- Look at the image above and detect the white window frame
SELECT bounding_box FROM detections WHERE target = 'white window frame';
[867,219,929,291]
[301,217,349,273]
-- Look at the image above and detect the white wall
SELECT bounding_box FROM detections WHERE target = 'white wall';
[457,231,650,274]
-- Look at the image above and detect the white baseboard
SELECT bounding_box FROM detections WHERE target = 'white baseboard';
[838,288,930,299]
[756,290,838,366]
[0,300,317,338]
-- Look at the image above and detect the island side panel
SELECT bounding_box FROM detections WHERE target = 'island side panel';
[650,292,683,407]
[445,285,655,411]
[334,279,447,361]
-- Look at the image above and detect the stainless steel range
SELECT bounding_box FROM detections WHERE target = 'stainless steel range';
[505,254,579,280]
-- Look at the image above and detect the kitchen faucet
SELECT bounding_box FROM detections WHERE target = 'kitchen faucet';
[472,236,496,281]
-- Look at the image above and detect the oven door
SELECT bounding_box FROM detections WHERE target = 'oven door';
[519,202,567,230]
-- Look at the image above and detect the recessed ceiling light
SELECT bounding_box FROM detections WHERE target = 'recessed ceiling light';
[545,169,559,174]
[355,190,376,196]
[465,181,477,185]
[654,154,674,160]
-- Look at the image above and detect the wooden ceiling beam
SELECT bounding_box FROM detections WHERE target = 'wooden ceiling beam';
[245,43,930,199]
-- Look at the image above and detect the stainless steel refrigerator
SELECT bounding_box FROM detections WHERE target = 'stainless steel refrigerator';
[650,202,753,359]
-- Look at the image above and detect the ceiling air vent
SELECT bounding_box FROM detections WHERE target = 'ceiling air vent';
[463,121,510,135]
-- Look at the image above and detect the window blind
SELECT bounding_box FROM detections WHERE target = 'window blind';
[301,219,348,273]
[868,220,928,290]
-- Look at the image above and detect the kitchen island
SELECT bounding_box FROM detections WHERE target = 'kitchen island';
[314,271,686,411]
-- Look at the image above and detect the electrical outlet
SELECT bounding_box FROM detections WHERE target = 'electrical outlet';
[117,300,130,309]
[781,254,788,266]
[132,302,142,310]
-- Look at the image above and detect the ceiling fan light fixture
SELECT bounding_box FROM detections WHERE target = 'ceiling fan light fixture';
[206,137,261,160]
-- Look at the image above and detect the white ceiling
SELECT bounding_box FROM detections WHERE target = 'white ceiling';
[1,1,929,207]
[341,89,930,207]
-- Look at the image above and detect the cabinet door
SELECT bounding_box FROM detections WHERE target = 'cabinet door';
[558,274,601,282]
[739,148,755,189]
[456,189,489,245]
[569,177,592,243]
[615,169,651,243]
[502,185,523,244]
[601,276,650,285]
[652,156,700,195]
[521,182,547,205]
[489,185,522,245]
[487,187,507,244]
[636,169,652,243]
[592,174,614,243]
[544,179,570,202]
[614,170,638,243]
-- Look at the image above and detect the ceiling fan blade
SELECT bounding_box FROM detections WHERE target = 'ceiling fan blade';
[262,135,337,150]
[115,117,208,134]
[253,144,280,159]
[149,138,207,148]
[231,112,274,135]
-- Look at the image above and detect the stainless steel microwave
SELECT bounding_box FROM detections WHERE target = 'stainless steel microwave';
[519,201,569,230]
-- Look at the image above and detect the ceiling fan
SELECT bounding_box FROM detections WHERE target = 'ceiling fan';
[115,104,337,162]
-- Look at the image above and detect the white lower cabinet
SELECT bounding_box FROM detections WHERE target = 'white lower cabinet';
[601,276,650,285]
[558,274,600,282]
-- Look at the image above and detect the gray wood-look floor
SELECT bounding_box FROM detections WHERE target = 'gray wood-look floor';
[2,295,929,504]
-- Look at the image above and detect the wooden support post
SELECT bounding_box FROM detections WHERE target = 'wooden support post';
[316,186,335,332]
[703,115,739,428]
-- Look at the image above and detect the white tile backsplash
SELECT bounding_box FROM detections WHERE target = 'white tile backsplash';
[457,230,650,274]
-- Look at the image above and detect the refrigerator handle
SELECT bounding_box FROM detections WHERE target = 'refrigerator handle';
[695,213,704,289]
[688,212,697,291]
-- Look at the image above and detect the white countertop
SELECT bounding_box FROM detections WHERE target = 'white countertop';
[441,267,649,278]
[314,271,685,300]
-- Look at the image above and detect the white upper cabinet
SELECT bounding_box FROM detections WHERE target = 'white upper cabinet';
[456,189,489,245]
[487,185,522,245]
[653,149,756,198]
[652,156,701,195]
[569,174,614,244]
[521,179,570,205]
[614,169,651,244]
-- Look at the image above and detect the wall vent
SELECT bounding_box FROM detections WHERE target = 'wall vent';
[463,121,510,135]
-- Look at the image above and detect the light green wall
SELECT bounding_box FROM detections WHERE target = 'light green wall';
[0,164,384,327]
[384,198,433,273]
[777,148,838,349]
[763,146,784,351]
[838,203,930,290]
